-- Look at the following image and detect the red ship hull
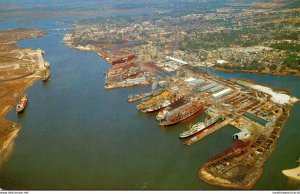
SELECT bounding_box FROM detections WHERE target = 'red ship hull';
[160,106,205,127]
[112,55,135,65]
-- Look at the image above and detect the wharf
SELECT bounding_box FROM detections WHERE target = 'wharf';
[104,81,150,89]
[128,89,163,102]
[128,93,151,102]
[37,49,46,70]
[183,118,233,146]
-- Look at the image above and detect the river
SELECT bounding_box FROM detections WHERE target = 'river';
[0,7,299,190]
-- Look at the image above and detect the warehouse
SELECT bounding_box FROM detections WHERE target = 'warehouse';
[207,84,225,93]
[211,88,232,99]
[196,82,218,92]
[243,112,273,127]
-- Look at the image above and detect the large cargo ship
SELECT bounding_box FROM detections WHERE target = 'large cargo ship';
[136,91,172,110]
[158,99,204,127]
[16,93,28,113]
[141,93,184,113]
[179,116,219,139]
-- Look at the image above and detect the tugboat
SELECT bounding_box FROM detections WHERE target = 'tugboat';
[282,158,300,181]
[41,69,50,82]
[16,94,28,114]
[41,61,50,82]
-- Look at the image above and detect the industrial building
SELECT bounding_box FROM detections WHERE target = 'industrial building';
[126,76,147,84]
[156,70,176,78]
[243,112,273,127]
[166,56,188,65]
[196,82,218,92]
[211,88,232,99]
[232,131,251,140]
[207,84,225,93]
[185,78,206,87]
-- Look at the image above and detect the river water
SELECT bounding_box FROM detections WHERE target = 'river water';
[0,8,299,190]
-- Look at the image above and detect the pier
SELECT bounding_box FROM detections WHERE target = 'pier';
[128,89,164,102]
[183,118,233,146]
[37,49,46,70]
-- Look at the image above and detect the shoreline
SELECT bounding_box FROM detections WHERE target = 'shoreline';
[62,30,299,190]
[0,29,46,155]
[232,78,299,105]
[65,43,300,78]
[0,75,40,154]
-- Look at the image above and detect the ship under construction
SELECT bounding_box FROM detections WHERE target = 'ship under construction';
[158,98,204,127]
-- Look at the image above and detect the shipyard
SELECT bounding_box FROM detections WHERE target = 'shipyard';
[0,0,300,191]
[98,47,298,189]
[61,0,299,189]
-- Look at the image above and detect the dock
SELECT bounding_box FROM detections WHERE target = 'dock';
[128,89,164,102]
[37,49,46,70]
[183,118,233,146]
[128,92,151,102]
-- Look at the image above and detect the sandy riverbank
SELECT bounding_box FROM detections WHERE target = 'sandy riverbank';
[250,84,298,105]
[0,29,45,155]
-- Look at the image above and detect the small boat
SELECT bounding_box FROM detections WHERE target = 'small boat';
[44,61,50,69]
[41,69,50,82]
[282,158,300,182]
[16,94,28,113]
